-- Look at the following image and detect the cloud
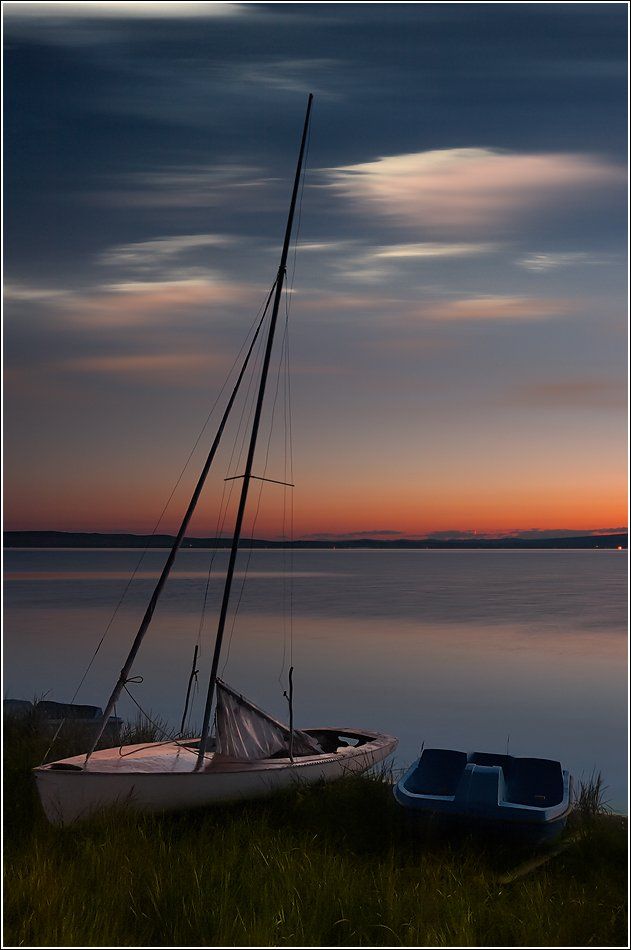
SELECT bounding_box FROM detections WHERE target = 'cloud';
[516,252,611,272]
[4,2,243,20]
[70,278,257,326]
[98,234,233,269]
[95,164,278,209]
[426,530,483,541]
[506,527,627,540]
[296,289,413,319]
[4,283,71,303]
[325,148,624,232]
[334,241,500,282]
[300,530,405,541]
[367,242,499,260]
[63,352,225,381]
[426,528,626,541]
[289,288,571,327]
[419,295,571,322]
[233,58,343,98]
[509,378,626,409]
[298,242,354,253]
[5,276,260,328]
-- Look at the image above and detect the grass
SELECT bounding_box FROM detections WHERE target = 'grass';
[3,715,628,947]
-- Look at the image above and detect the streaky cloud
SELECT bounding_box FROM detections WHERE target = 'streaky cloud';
[419,295,571,322]
[4,276,261,328]
[71,277,259,326]
[63,352,226,382]
[369,242,499,260]
[4,282,71,303]
[509,378,626,410]
[94,164,279,209]
[516,252,612,272]
[232,58,344,99]
[4,2,244,20]
[427,527,626,540]
[301,530,406,541]
[324,147,624,233]
[334,241,501,282]
[98,234,234,269]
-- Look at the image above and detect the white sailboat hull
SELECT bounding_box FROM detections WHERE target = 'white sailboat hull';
[34,729,398,825]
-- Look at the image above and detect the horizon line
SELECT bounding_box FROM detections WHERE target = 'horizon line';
[4,528,628,543]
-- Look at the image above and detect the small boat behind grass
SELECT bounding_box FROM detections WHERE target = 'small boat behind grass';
[394,748,573,843]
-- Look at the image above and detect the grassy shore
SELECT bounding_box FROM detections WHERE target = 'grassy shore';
[3,716,627,947]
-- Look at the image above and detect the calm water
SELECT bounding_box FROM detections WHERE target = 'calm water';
[3,547,628,810]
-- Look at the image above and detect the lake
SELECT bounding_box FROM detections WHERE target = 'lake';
[3,547,628,811]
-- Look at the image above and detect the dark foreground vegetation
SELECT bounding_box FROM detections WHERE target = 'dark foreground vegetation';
[3,715,627,947]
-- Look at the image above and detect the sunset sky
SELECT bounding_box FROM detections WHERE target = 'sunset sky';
[4,2,628,540]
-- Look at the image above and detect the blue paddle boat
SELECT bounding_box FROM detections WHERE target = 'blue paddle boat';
[394,748,573,842]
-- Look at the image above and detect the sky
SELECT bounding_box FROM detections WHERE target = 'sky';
[3,1,628,540]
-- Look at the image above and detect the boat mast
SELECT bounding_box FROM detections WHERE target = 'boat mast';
[195,93,313,770]
[84,281,278,763]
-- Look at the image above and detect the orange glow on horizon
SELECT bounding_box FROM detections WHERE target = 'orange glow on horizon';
[5,478,627,539]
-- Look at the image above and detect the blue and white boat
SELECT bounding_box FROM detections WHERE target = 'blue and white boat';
[394,748,573,842]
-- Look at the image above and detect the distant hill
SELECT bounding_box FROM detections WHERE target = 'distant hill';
[3,530,627,550]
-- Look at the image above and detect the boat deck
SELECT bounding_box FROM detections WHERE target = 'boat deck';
[38,728,389,775]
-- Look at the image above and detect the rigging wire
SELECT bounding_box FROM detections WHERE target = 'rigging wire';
[91,291,274,748]
[278,299,294,686]
[287,329,295,672]
[121,680,176,743]
[219,127,308,688]
[285,295,295,672]
[161,297,272,737]
[41,285,276,763]
[277,124,306,683]
[219,317,290,677]
[287,116,310,299]
[192,100,314,768]
[189,300,270,673]
[46,107,313,763]
[179,285,275,731]
[193,296,270,642]
[110,110,311,745]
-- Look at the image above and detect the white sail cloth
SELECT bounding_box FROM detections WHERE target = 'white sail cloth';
[215,680,322,761]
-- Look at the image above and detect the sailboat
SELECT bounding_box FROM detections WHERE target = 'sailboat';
[34,95,398,825]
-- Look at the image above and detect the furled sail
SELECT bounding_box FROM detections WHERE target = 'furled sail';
[215,680,322,761]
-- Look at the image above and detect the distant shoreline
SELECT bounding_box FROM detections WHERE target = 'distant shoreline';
[3,531,627,550]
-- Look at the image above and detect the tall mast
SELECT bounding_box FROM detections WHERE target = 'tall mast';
[84,281,278,763]
[195,93,313,770]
